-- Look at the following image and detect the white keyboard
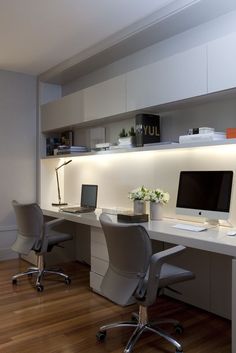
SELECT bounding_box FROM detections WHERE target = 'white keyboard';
[173,223,207,232]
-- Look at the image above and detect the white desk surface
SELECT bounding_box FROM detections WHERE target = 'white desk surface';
[42,207,236,258]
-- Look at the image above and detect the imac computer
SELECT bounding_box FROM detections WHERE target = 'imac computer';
[176,171,233,225]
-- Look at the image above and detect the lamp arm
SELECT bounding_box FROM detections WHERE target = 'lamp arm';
[56,159,72,171]
[52,160,72,206]
[55,169,62,205]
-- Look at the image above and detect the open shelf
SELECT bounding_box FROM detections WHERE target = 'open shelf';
[41,138,236,160]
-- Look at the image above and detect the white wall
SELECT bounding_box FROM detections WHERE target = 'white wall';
[41,144,236,227]
[0,70,37,260]
[39,82,61,105]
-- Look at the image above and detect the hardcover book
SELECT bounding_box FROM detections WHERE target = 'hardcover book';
[135,114,160,146]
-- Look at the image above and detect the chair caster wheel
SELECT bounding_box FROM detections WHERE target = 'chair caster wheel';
[175,324,184,334]
[12,278,17,285]
[36,284,44,292]
[65,277,71,285]
[96,330,106,341]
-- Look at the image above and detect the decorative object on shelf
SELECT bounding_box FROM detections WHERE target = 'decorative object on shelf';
[188,127,215,135]
[95,142,111,151]
[52,160,72,206]
[128,186,149,214]
[188,127,200,135]
[46,131,73,156]
[61,130,74,146]
[135,113,160,147]
[119,128,128,138]
[199,127,215,134]
[46,136,61,156]
[147,188,170,220]
[118,126,136,147]
[226,128,236,139]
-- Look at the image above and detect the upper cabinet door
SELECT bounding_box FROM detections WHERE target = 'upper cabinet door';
[41,90,84,132]
[126,45,207,111]
[208,33,236,93]
[84,74,126,121]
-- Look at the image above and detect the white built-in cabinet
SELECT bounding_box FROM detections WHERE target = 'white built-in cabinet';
[89,227,231,319]
[90,227,109,293]
[84,74,126,121]
[208,32,236,93]
[40,36,236,136]
[165,245,231,319]
[41,89,84,132]
[126,45,207,111]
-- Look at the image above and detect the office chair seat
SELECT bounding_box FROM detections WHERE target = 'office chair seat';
[11,200,73,292]
[97,213,195,353]
[46,230,72,246]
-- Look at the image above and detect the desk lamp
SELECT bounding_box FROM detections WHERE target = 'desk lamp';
[52,159,72,206]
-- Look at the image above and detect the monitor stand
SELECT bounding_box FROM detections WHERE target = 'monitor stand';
[204,219,219,227]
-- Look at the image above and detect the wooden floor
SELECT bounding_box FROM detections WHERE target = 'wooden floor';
[0,259,231,353]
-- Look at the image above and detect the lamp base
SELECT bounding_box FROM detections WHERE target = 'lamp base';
[52,202,68,206]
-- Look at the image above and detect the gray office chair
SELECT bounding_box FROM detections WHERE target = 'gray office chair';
[11,200,73,292]
[97,213,195,353]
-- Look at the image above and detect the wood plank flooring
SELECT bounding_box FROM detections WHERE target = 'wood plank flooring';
[0,259,231,353]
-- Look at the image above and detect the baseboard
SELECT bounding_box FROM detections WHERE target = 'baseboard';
[0,225,17,231]
[0,248,18,261]
[0,225,18,261]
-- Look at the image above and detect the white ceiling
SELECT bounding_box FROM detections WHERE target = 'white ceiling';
[0,0,177,76]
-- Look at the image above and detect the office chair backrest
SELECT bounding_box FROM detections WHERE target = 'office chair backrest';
[12,200,44,237]
[99,213,152,306]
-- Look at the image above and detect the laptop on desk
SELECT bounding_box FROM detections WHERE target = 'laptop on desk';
[61,184,98,214]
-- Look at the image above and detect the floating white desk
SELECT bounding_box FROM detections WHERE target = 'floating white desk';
[42,207,236,353]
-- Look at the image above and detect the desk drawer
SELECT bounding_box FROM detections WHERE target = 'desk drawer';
[91,227,106,245]
[91,256,109,276]
[90,271,103,293]
[91,241,109,261]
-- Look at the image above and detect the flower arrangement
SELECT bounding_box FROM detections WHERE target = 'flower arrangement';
[128,186,169,205]
[147,188,170,205]
[128,186,149,201]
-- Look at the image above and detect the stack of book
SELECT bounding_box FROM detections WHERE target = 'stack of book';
[57,145,90,154]
[179,132,226,144]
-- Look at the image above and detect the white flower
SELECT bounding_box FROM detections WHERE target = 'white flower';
[128,186,149,201]
[147,188,170,205]
[128,186,170,204]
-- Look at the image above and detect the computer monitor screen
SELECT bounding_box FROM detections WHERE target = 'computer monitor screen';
[81,184,98,208]
[176,171,233,220]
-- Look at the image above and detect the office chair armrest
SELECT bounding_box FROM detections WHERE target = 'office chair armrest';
[38,219,65,253]
[144,245,186,306]
[44,218,65,231]
[151,245,186,265]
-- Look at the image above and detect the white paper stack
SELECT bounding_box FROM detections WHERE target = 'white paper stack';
[179,132,226,144]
